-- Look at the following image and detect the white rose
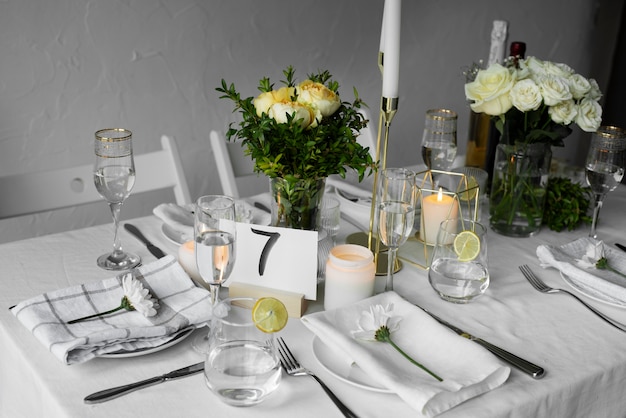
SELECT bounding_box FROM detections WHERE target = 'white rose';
[268,101,318,129]
[465,63,514,116]
[545,61,574,77]
[254,87,295,117]
[587,79,602,101]
[548,99,577,125]
[569,74,591,100]
[524,56,547,81]
[538,75,573,106]
[510,79,542,112]
[296,80,341,118]
[575,98,602,132]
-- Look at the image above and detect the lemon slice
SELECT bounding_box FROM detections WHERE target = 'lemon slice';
[459,176,479,201]
[252,297,288,333]
[453,230,481,261]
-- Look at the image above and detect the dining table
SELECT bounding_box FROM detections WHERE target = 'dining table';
[2,184,626,418]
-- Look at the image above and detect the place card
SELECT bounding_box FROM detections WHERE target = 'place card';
[224,222,318,300]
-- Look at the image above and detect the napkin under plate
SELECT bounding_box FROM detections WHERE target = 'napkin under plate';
[537,237,626,302]
[11,256,212,365]
[302,292,510,417]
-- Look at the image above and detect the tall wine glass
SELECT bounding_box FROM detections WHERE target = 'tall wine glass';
[193,195,237,353]
[94,128,140,270]
[585,126,626,239]
[378,168,416,292]
[421,109,458,171]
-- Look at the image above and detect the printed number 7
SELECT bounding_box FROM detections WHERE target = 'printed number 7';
[251,228,281,276]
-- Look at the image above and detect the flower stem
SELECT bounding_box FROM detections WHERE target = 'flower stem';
[67,305,124,324]
[387,337,443,382]
[606,265,626,280]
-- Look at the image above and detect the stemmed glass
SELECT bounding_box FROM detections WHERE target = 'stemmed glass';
[93,128,140,270]
[421,109,458,171]
[585,126,626,239]
[378,168,416,292]
[193,195,237,352]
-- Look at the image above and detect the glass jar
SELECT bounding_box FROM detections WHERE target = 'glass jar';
[324,244,376,310]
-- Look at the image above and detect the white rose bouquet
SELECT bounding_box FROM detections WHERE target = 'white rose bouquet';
[465,56,602,146]
[465,56,603,237]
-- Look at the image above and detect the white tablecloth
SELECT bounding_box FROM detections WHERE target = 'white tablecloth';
[2,186,626,417]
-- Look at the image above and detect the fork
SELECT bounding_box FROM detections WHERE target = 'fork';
[275,337,359,418]
[519,265,626,332]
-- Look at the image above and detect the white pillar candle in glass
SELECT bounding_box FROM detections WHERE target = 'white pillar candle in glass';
[324,244,376,311]
[420,187,459,245]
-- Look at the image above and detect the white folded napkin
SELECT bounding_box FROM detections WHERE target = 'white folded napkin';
[153,202,195,242]
[11,256,212,365]
[536,237,626,302]
[154,201,270,244]
[302,292,510,417]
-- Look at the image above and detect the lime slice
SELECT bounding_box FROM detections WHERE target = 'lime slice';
[459,176,479,201]
[252,297,288,333]
[453,230,481,261]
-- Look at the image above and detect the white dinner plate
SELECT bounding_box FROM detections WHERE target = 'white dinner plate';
[311,336,392,393]
[560,272,626,308]
[161,223,190,245]
[99,326,195,358]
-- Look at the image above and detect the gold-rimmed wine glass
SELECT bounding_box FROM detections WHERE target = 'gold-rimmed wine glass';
[94,128,140,271]
[585,126,626,239]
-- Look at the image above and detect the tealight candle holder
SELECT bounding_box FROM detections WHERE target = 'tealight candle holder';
[406,169,479,269]
[324,244,376,310]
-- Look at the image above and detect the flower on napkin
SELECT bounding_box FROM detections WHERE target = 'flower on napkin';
[576,240,626,280]
[68,274,157,324]
[352,303,443,382]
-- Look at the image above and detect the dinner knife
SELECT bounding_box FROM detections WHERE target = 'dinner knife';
[616,243,626,253]
[124,223,167,259]
[84,362,204,403]
[422,308,546,379]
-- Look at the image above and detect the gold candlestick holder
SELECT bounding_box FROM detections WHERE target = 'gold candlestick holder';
[346,97,399,275]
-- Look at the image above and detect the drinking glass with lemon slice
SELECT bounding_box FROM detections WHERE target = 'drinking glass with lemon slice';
[204,297,287,406]
[428,218,489,303]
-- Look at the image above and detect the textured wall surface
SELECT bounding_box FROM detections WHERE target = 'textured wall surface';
[0,0,622,242]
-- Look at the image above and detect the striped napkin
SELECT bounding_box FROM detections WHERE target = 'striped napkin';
[11,256,212,365]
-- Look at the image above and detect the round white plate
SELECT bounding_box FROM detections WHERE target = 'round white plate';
[560,272,626,308]
[161,223,190,245]
[100,326,195,358]
[311,336,392,393]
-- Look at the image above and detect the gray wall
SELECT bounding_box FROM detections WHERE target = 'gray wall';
[0,0,622,242]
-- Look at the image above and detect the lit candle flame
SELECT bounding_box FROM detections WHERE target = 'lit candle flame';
[437,187,444,202]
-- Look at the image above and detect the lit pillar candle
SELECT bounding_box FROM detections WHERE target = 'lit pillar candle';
[381,0,401,98]
[324,245,376,311]
[420,188,459,245]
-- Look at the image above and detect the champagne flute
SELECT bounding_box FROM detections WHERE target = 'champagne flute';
[193,195,237,353]
[94,128,140,270]
[585,126,626,239]
[378,168,416,292]
[421,109,458,171]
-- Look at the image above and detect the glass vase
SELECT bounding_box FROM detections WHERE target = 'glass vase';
[489,142,552,237]
[269,177,326,230]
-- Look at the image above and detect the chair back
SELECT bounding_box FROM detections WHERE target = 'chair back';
[210,130,268,198]
[0,135,191,219]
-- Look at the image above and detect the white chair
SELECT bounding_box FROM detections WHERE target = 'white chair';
[0,135,191,220]
[357,108,378,160]
[210,130,268,198]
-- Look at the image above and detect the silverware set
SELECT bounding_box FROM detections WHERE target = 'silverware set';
[519,265,626,332]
